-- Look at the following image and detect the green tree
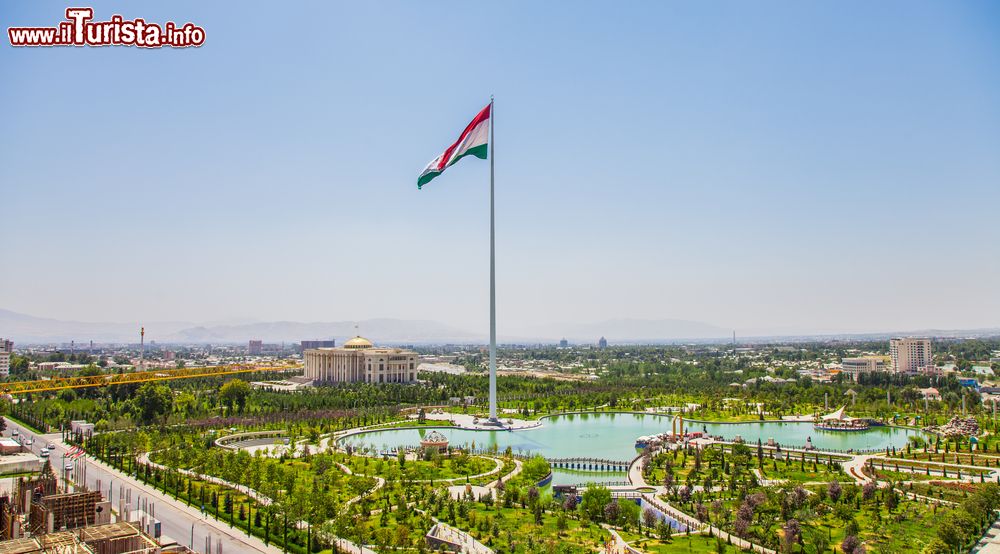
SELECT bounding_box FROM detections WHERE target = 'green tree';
[581,485,612,522]
[556,511,568,535]
[133,383,174,425]
[618,496,641,530]
[219,379,252,414]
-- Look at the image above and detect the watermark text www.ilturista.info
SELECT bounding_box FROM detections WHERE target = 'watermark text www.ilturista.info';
[8,8,205,48]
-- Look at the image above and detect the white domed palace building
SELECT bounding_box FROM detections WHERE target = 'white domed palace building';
[304,336,418,384]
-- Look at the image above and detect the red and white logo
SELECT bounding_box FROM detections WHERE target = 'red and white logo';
[8,7,206,48]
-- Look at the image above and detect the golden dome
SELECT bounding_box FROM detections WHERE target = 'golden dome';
[344,336,374,349]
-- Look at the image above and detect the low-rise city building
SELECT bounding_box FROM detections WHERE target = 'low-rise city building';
[972,365,995,377]
[920,387,941,400]
[840,356,887,381]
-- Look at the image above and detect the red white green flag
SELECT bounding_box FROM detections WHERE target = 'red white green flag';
[418,103,491,189]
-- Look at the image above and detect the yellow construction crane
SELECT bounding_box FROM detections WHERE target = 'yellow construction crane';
[2,362,302,395]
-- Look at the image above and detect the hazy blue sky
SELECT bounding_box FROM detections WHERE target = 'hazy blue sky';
[2,1,998,336]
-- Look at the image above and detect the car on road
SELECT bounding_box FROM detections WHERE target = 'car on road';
[40,450,49,458]
[24,439,32,446]
[10,430,17,438]
[64,463,73,471]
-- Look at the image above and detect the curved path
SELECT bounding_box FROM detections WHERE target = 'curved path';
[333,461,386,507]
[844,454,877,484]
[491,457,523,488]
[624,447,776,554]
[138,452,375,553]
[448,457,523,500]
[334,455,502,488]
[139,452,274,506]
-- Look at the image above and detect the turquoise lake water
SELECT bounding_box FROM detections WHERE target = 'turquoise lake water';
[339,412,922,462]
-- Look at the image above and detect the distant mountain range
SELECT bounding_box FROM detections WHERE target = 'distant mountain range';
[0,309,477,344]
[0,309,193,344]
[2,308,997,345]
[522,318,731,343]
[168,319,478,344]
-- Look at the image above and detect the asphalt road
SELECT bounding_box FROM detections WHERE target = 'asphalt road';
[3,417,282,554]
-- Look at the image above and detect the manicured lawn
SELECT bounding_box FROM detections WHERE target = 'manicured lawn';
[668,482,948,553]
[910,481,984,503]
[620,530,740,553]
[449,505,611,553]
[335,451,497,482]
[868,457,989,479]
[757,456,847,484]
[808,496,944,553]
[889,450,1000,467]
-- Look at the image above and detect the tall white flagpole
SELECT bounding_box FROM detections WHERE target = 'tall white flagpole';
[489,96,497,423]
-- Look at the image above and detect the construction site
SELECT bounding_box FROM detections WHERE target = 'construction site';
[0,462,175,554]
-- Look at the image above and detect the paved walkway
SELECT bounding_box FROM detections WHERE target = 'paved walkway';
[603,526,639,554]
[448,457,523,500]
[426,522,494,554]
[627,454,646,486]
[137,450,373,553]
[419,412,542,431]
[972,516,1000,553]
[67,441,283,554]
[333,461,386,507]
[846,454,1000,486]
[871,456,1000,478]
[844,454,877,484]
[623,446,777,554]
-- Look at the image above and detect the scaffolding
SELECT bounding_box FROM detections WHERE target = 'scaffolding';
[37,532,89,553]
[76,523,158,554]
[0,523,157,554]
[16,476,57,515]
[0,537,49,554]
[0,465,158,554]
[0,497,18,541]
[29,492,102,535]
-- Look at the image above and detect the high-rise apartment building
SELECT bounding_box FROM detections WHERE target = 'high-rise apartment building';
[300,340,336,351]
[890,338,933,374]
[248,340,263,356]
[0,339,11,378]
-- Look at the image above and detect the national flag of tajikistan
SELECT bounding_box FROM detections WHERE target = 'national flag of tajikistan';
[418,103,491,189]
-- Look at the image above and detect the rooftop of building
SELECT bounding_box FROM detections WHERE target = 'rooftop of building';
[0,522,151,554]
[306,336,415,355]
[343,336,374,349]
[421,430,449,444]
[77,522,150,543]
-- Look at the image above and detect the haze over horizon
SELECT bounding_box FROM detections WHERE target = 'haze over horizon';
[2,2,998,336]
[1,307,997,345]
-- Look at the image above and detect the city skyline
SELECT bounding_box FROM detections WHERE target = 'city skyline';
[2,1,999,335]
